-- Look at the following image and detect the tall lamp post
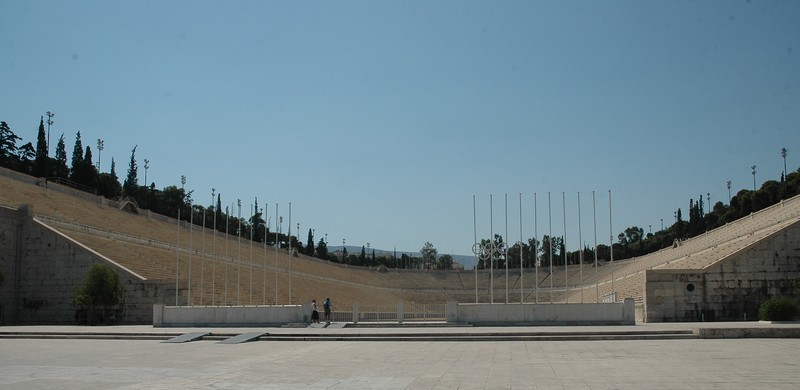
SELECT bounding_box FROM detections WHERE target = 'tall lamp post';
[143,159,150,187]
[751,165,757,192]
[781,148,788,198]
[96,139,104,171]
[727,180,732,204]
[45,111,54,185]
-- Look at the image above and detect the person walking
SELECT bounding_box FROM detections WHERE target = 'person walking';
[311,299,320,324]
[323,297,332,323]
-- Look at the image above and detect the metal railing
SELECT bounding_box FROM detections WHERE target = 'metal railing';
[327,303,446,323]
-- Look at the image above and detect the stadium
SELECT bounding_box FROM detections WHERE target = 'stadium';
[2,166,798,326]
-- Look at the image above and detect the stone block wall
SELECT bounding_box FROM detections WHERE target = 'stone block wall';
[645,222,800,322]
[0,206,173,325]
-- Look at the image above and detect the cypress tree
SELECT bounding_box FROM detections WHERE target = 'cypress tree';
[123,145,138,196]
[34,116,47,177]
[53,133,69,179]
[70,131,84,181]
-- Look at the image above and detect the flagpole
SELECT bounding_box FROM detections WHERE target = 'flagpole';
[519,193,523,303]
[268,202,269,305]
[288,202,292,304]
[609,190,615,301]
[473,195,478,303]
[534,192,538,304]
[275,203,279,305]
[224,205,229,305]
[489,194,494,304]
[562,192,568,303]
[175,208,180,306]
[237,199,242,306]
[593,191,598,303]
[249,203,254,305]
[188,202,193,306]
[548,192,553,304]
[200,201,205,305]
[578,192,583,303]
[211,189,216,306]
[505,193,509,304]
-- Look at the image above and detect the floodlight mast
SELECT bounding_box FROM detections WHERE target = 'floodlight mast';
[45,111,54,187]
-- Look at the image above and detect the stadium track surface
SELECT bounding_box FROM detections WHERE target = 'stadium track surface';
[1,322,800,389]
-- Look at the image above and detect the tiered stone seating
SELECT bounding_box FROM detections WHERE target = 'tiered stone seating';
[4,169,800,307]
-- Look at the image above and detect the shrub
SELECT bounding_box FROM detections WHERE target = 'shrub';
[758,296,800,321]
[75,263,124,325]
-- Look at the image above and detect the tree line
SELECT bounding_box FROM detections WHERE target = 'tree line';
[2,116,797,270]
[0,116,450,269]
[474,158,799,270]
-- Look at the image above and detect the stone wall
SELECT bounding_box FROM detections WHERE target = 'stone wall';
[0,206,173,325]
[448,299,635,325]
[644,222,800,322]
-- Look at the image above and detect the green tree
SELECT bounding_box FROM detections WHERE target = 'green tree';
[97,157,121,198]
[52,133,69,179]
[69,131,84,181]
[17,142,35,172]
[34,116,47,177]
[122,145,138,196]
[306,229,314,256]
[74,263,124,325]
[249,199,266,243]
[420,241,438,270]
[215,194,223,231]
[0,121,21,166]
[81,145,99,188]
[315,238,329,259]
[438,254,454,270]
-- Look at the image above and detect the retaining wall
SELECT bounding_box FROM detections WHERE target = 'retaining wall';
[446,299,635,325]
[0,205,173,325]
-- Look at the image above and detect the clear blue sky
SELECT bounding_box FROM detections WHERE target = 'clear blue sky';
[2,1,799,265]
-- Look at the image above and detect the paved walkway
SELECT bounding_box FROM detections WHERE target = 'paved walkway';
[1,323,800,389]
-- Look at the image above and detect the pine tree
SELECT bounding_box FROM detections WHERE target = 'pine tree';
[122,146,138,196]
[0,121,21,165]
[34,116,47,177]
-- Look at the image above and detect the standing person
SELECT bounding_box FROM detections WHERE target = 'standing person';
[311,300,320,324]
[323,297,332,323]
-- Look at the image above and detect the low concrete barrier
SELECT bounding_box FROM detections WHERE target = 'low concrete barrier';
[696,327,800,339]
[153,299,636,327]
[153,304,308,327]
[447,298,635,326]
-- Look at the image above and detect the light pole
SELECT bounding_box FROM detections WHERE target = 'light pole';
[751,165,757,192]
[707,193,710,214]
[143,159,150,187]
[45,111,54,185]
[96,139,104,171]
[727,180,732,204]
[781,148,788,198]
[660,218,664,230]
